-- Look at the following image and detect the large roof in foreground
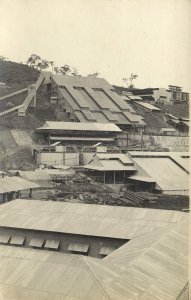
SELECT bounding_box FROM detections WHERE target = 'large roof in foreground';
[0,199,185,240]
[52,74,145,126]
[37,121,122,132]
[0,217,188,300]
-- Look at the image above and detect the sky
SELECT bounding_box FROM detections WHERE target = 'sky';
[0,0,191,92]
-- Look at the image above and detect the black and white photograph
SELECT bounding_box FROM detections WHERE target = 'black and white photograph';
[0,0,190,299]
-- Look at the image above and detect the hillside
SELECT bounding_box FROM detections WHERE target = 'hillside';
[157,103,189,119]
[0,60,39,92]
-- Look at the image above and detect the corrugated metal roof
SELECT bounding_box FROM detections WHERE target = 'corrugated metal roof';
[131,157,188,191]
[0,176,40,194]
[95,153,133,165]
[50,136,115,141]
[19,170,52,181]
[45,169,71,178]
[135,101,162,111]
[54,74,145,127]
[93,111,114,123]
[29,238,44,248]
[128,152,189,172]
[128,175,156,182]
[128,95,143,100]
[68,242,89,253]
[38,121,121,132]
[10,235,25,245]
[182,121,189,126]
[85,160,137,171]
[102,110,118,121]
[0,246,109,300]
[0,199,185,240]
[123,111,144,122]
[0,217,188,300]
[103,219,188,300]
[53,74,112,89]
[160,127,177,132]
[74,110,88,122]
[44,239,60,249]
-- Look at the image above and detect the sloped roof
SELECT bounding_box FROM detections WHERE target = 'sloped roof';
[135,101,162,111]
[160,127,177,132]
[130,156,188,191]
[0,217,188,300]
[128,175,155,182]
[52,74,145,127]
[104,218,189,300]
[95,153,133,164]
[84,160,137,171]
[18,170,52,188]
[18,170,52,181]
[85,153,135,171]
[0,199,185,240]
[0,176,39,193]
[53,74,111,89]
[128,152,189,173]
[37,121,121,132]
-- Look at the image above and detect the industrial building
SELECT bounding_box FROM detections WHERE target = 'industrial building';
[44,73,146,132]
[84,153,137,185]
[131,86,189,104]
[0,176,39,203]
[36,121,122,145]
[0,199,188,300]
[17,169,52,187]
[35,121,124,166]
[128,152,189,195]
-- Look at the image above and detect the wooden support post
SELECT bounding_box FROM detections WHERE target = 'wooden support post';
[29,188,32,198]
[16,190,20,198]
[103,171,105,185]
[114,171,116,185]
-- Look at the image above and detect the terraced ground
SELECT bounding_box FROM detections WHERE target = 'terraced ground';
[132,104,172,132]
[158,102,189,118]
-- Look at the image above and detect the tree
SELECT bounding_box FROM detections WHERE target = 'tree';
[54,66,60,74]
[26,54,51,71]
[71,67,81,76]
[49,61,54,73]
[88,72,100,78]
[123,73,138,90]
[0,55,8,61]
[41,59,50,71]
[26,54,41,69]
[60,64,71,75]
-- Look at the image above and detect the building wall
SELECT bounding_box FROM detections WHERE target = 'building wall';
[153,89,172,104]
[153,136,189,151]
[36,152,80,166]
[0,227,127,259]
